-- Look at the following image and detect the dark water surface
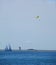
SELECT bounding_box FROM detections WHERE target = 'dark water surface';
[0,50,56,65]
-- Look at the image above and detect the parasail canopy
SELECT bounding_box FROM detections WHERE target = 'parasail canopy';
[35,16,40,21]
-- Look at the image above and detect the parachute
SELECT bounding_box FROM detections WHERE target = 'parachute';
[35,16,40,21]
[35,16,39,19]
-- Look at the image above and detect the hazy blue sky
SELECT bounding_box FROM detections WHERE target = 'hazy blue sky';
[0,0,56,50]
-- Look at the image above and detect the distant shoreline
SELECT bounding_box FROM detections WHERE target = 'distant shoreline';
[0,49,56,52]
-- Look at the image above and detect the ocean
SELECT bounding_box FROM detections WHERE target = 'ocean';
[0,50,56,65]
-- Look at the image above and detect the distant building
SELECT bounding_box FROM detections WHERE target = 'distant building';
[19,46,21,50]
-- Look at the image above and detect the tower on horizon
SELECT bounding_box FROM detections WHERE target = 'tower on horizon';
[19,46,21,51]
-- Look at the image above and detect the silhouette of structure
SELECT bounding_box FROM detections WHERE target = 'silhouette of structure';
[5,44,12,51]
[19,46,21,51]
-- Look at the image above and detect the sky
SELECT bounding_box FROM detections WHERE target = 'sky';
[0,0,56,50]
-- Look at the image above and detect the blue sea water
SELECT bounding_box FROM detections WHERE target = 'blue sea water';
[0,50,56,65]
